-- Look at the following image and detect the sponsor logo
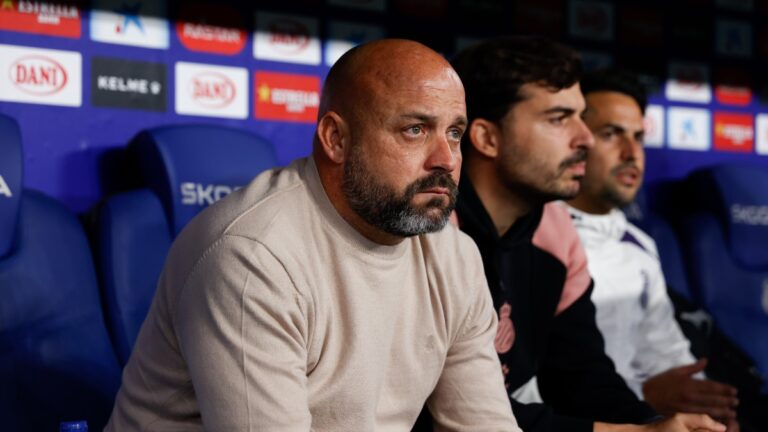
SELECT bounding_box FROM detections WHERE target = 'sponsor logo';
[0,0,81,38]
[190,72,235,109]
[10,55,67,95]
[755,113,768,155]
[176,4,245,56]
[254,71,320,123]
[253,12,320,65]
[714,112,753,152]
[643,104,664,148]
[665,62,712,103]
[327,0,386,11]
[731,204,768,226]
[716,19,752,58]
[569,0,614,41]
[715,85,752,106]
[667,107,710,151]
[325,21,385,66]
[90,0,169,49]
[0,174,11,198]
[91,56,166,111]
[175,61,248,119]
[0,44,81,107]
[180,182,238,206]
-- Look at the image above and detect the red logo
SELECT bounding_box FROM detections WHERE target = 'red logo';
[715,85,752,106]
[268,19,310,53]
[714,68,752,106]
[714,112,754,153]
[176,4,246,56]
[254,71,319,123]
[190,72,235,109]
[0,1,81,38]
[10,55,68,95]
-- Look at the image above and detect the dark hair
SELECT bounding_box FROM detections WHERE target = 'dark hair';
[580,67,647,114]
[451,36,582,149]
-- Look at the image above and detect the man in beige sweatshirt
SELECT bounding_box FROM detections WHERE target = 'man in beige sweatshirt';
[105,39,520,431]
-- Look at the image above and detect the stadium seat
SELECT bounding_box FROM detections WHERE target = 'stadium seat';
[624,186,695,302]
[679,164,768,393]
[0,113,121,430]
[96,124,277,365]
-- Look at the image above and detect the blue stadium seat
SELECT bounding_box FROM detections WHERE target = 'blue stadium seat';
[624,187,695,302]
[0,113,122,430]
[96,124,277,365]
[680,164,768,392]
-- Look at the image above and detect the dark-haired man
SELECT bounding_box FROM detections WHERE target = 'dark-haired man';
[449,37,725,432]
[566,67,739,429]
[106,39,521,431]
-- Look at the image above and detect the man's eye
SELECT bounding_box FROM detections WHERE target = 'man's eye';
[448,128,463,141]
[549,117,565,125]
[406,126,423,136]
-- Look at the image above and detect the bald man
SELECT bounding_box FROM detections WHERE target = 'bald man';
[105,39,520,431]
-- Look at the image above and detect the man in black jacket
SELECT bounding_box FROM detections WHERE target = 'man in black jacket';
[446,36,726,432]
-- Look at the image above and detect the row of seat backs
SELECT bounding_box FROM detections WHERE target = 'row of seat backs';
[96,124,278,365]
[627,164,768,393]
[0,114,121,430]
[681,164,768,393]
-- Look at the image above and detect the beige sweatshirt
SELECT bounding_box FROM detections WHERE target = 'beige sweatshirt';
[105,157,520,431]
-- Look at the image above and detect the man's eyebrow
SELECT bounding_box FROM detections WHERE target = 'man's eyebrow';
[602,123,627,133]
[398,113,468,128]
[453,116,468,128]
[542,106,577,116]
[399,113,437,123]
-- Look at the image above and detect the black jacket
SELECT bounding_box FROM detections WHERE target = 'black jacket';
[454,178,658,431]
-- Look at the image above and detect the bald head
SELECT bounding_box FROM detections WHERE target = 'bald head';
[313,38,467,245]
[319,39,461,122]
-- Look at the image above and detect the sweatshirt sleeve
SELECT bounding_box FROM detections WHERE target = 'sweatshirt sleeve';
[175,234,312,431]
[537,281,659,425]
[427,247,522,432]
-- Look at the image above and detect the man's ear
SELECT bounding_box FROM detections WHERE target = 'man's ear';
[317,111,348,164]
[468,118,501,159]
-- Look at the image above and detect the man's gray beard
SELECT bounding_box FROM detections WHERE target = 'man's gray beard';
[342,147,458,237]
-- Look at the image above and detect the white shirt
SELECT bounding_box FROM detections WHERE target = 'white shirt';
[564,204,697,398]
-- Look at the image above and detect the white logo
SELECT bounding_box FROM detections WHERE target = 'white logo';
[182,23,242,43]
[717,123,753,145]
[715,19,752,58]
[643,105,665,148]
[667,107,710,151]
[0,44,81,107]
[0,175,11,198]
[665,62,712,104]
[90,0,169,49]
[253,12,320,65]
[270,87,319,113]
[731,204,768,226]
[755,114,768,155]
[175,61,247,119]
[324,21,384,66]
[97,75,161,94]
[16,2,79,24]
[180,182,238,206]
